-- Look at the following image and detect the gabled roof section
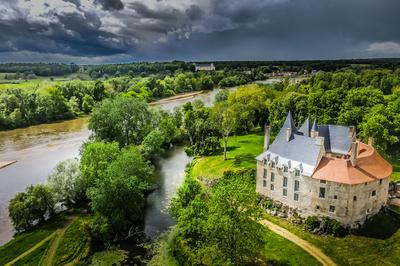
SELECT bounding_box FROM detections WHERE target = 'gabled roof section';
[311,119,318,132]
[298,117,311,137]
[317,125,352,154]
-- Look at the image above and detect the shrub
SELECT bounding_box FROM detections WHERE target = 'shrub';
[304,216,320,232]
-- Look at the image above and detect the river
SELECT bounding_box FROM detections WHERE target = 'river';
[0,78,295,245]
[0,86,238,245]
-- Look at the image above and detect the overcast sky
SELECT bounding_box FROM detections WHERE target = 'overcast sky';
[0,0,399,64]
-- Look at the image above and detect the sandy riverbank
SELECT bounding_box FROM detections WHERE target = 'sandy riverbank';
[149,91,204,106]
[0,160,17,169]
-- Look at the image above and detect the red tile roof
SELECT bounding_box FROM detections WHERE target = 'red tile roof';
[312,142,392,184]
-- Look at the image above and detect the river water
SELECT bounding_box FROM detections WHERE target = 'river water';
[0,78,293,245]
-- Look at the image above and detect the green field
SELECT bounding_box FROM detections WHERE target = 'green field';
[191,132,264,179]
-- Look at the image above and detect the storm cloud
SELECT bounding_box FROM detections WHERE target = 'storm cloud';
[0,0,399,63]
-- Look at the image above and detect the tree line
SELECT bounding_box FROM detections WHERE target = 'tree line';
[0,69,265,130]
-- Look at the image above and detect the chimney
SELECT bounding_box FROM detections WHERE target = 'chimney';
[350,141,359,167]
[264,125,271,151]
[315,136,325,146]
[286,128,292,142]
[368,137,375,147]
[349,126,356,140]
[310,130,319,138]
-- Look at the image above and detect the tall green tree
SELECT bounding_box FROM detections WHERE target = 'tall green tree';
[89,96,153,146]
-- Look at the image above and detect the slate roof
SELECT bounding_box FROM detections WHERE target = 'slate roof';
[256,112,353,176]
[257,112,393,183]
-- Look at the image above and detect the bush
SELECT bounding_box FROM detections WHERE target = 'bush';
[304,216,320,231]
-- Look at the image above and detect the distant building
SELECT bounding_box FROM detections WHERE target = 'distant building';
[194,63,215,71]
[256,112,392,227]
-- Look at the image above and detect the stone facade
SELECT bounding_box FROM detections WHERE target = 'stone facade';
[256,160,390,226]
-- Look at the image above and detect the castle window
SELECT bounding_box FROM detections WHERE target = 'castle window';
[263,180,267,187]
[379,179,383,185]
[283,176,288,187]
[283,188,287,197]
[316,205,320,210]
[263,169,268,179]
[334,195,338,200]
[294,169,300,177]
[320,180,326,184]
[263,159,267,165]
[283,165,288,173]
[319,187,326,198]
[371,190,376,197]
[294,180,300,192]
[271,161,276,168]
[353,196,357,201]
[329,205,335,213]
[294,193,299,201]
[270,184,274,191]
[271,173,275,182]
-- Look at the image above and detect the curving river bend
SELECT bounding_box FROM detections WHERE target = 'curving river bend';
[0,79,294,245]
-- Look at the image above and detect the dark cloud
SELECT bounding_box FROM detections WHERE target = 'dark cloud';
[95,0,124,11]
[0,0,400,63]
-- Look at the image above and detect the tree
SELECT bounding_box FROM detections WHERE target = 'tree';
[80,141,120,186]
[87,148,151,233]
[171,170,266,265]
[140,130,165,159]
[47,159,86,205]
[89,97,153,146]
[9,184,55,232]
[82,94,94,114]
[211,102,236,160]
[93,80,106,101]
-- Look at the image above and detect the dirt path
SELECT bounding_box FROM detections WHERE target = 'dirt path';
[260,220,337,266]
[5,216,77,266]
[41,216,77,266]
[4,233,55,266]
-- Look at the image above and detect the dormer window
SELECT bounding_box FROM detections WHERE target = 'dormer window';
[294,169,300,177]
[283,165,288,173]
[271,161,276,168]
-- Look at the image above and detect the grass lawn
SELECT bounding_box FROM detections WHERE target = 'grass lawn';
[53,216,91,265]
[387,155,400,182]
[13,238,52,266]
[264,212,400,266]
[191,132,264,179]
[0,215,68,265]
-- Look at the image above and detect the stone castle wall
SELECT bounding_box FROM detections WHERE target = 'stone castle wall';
[256,161,389,227]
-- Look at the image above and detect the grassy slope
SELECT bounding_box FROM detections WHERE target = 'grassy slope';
[192,132,264,179]
[388,156,400,182]
[53,216,90,265]
[192,132,400,265]
[0,215,67,265]
[13,238,52,266]
[0,214,90,265]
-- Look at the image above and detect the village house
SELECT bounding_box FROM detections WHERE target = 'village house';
[256,112,393,227]
[194,63,216,71]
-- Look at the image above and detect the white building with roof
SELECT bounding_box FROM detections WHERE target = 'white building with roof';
[256,112,392,227]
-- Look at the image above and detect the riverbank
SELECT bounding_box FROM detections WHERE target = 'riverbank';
[0,160,17,169]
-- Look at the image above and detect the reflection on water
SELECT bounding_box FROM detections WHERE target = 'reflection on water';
[144,146,192,238]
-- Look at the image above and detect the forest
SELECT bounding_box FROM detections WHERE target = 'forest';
[3,66,400,264]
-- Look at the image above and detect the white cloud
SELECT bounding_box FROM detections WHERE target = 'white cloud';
[366,41,400,56]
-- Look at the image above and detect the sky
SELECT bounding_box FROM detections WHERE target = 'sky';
[0,0,399,64]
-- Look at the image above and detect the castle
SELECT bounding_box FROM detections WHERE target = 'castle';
[256,112,392,227]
